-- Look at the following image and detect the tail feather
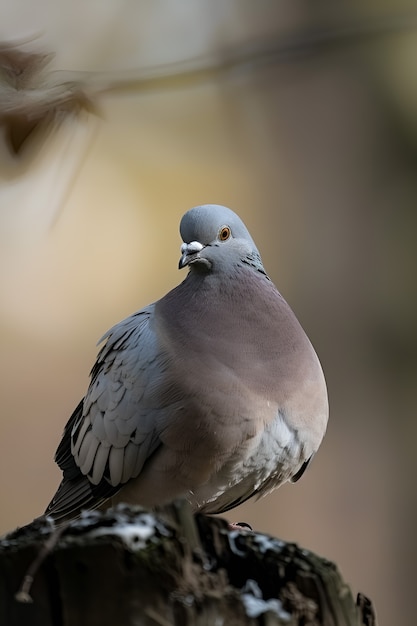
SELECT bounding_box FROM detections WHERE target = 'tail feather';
[45,477,107,523]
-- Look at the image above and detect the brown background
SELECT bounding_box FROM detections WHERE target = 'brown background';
[1,3,417,625]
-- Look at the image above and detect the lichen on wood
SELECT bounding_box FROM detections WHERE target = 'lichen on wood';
[0,502,377,626]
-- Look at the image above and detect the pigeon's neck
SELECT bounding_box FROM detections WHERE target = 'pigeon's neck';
[155,265,316,402]
[240,253,270,279]
[187,249,268,281]
[184,260,270,296]
[156,264,287,350]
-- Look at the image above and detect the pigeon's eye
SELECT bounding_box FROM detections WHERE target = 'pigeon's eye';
[218,226,231,241]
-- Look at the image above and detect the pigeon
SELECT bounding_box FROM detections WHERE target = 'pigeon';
[45,204,328,522]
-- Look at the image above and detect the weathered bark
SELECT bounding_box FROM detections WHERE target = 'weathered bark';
[0,502,377,626]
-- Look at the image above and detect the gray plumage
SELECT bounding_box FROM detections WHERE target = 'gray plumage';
[46,204,328,522]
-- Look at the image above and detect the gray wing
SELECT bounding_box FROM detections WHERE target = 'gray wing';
[46,305,164,521]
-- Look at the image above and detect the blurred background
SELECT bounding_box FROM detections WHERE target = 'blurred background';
[1,1,416,624]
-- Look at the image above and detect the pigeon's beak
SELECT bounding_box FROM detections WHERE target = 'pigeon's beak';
[179,241,204,269]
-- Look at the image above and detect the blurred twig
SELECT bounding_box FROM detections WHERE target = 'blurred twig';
[57,12,417,94]
[2,11,417,155]
[0,10,416,229]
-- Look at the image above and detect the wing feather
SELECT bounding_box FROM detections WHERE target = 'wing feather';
[109,446,125,486]
[78,431,100,475]
[122,441,140,483]
[46,305,167,520]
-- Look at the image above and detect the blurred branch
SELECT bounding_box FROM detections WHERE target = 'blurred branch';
[2,10,417,155]
[0,10,415,229]
[0,45,96,155]
[82,11,417,94]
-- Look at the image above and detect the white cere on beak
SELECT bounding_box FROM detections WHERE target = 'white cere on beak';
[179,240,207,269]
[181,241,204,255]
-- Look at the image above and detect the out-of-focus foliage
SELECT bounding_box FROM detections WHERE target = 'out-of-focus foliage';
[1,2,416,624]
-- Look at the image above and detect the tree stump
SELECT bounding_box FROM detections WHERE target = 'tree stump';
[0,502,377,626]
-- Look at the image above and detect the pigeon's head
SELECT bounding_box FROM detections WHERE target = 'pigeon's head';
[179,204,263,273]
